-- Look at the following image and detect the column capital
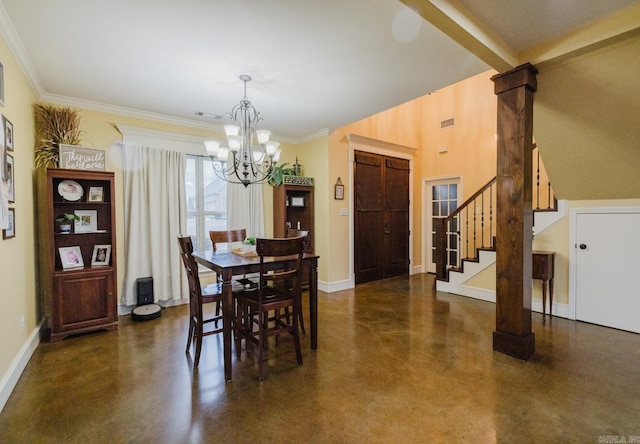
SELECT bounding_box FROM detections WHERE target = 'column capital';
[492,63,538,94]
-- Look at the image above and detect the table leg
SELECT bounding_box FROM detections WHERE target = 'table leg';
[541,280,548,319]
[549,278,554,318]
[222,271,233,381]
[309,258,318,350]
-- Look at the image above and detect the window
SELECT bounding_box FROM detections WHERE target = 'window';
[185,156,228,250]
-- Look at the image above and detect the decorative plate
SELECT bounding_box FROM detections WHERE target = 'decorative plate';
[58,180,84,201]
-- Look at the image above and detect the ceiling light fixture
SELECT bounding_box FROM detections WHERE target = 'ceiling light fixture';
[204,74,280,188]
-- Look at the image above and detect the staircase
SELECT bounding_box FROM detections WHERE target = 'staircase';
[434,145,566,301]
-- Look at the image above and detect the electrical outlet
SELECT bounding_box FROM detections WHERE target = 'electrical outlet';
[20,316,25,332]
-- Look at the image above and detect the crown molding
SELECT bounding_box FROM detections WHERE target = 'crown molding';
[0,1,45,96]
[41,92,315,146]
[298,128,330,144]
[41,92,226,132]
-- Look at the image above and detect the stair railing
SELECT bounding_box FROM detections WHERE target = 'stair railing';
[434,145,556,280]
[533,143,557,211]
[434,177,496,280]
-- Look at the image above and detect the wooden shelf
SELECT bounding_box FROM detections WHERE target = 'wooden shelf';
[37,168,118,341]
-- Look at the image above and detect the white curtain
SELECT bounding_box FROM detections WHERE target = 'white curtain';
[227,182,265,238]
[121,145,187,306]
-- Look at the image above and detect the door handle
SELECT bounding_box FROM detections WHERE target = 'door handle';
[579,243,587,250]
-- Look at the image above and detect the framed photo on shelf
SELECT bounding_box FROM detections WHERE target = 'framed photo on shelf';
[91,244,111,266]
[6,153,13,203]
[3,116,12,151]
[290,196,304,207]
[74,210,97,233]
[59,246,83,269]
[3,208,14,239]
[87,186,104,202]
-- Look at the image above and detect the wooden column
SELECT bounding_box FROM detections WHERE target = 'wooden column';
[491,63,538,360]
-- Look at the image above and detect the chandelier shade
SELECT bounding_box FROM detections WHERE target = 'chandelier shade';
[204,75,280,187]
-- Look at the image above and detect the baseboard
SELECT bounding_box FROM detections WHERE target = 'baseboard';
[437,284,570,319]
[0,319,44,413]
[320,278,352,293]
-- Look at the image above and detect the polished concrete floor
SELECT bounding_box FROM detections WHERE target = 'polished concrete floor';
[2,274,640,443]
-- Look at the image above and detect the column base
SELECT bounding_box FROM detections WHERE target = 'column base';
[493,331,535,360]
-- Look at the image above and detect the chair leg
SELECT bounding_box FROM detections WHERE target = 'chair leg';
[258,311,266,381]
[193,322,203,368]
[186,317,195,354]
[298,309,306,336]
[292,306,303,366]
[214,300,222,328]
[236,302,251,360]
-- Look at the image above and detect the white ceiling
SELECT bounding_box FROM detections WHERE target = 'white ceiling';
[0,0,638,144]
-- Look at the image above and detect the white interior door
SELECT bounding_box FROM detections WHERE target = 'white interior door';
[575,211,640,333]
[425,178,460,273]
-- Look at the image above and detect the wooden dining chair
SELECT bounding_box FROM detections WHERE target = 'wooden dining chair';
[177,235,224,368]
[234,236,307,380]
[209,229,258,321]
[285,229,309,334]
[209,229,246,252]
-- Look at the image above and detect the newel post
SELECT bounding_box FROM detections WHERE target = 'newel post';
[491,63,537,360]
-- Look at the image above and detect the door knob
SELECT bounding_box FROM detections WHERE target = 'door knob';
[579,244,587,250]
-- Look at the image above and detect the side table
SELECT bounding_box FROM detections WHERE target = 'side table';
[532,251,555,318]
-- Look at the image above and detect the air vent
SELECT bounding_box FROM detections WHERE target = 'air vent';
[440,118,455,129]
[195,111,223,120]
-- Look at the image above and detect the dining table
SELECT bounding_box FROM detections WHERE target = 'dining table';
[192,248,319,381]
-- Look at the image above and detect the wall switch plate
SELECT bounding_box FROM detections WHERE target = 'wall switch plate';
[339,208,348,216]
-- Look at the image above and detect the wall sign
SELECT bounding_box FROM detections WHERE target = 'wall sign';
[283,175,314,186]
[59,144,105,171]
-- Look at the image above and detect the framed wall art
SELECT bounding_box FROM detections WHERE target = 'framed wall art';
[3,208,14,239]
[3,116,12,151]
[0,62,4,107]
[6,153,13,203]
[334,177,344,200]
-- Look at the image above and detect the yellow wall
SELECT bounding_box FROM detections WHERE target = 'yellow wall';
[0,36,38,390]
[322,70,498,284]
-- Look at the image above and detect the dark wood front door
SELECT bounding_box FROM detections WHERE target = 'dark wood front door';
[354,151,409,284]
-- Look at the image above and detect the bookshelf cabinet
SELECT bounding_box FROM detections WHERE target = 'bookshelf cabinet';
[272,180,314,251]
[37,168,118,341]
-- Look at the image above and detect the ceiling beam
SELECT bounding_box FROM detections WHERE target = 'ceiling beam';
[519,3,640,70]
[400,0,517,72]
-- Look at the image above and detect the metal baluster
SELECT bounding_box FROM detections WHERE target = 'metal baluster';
[481,191,485,248]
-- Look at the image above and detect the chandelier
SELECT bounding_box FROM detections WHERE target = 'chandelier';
[204,74,280,187]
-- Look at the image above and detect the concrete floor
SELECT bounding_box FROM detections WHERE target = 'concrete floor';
[1,274,640,443]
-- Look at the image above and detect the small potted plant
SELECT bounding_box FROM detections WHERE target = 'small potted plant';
[55,213,80,233]
[242,236,256,253]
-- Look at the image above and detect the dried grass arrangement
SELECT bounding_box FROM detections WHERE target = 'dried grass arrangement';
[33,102,83,169]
